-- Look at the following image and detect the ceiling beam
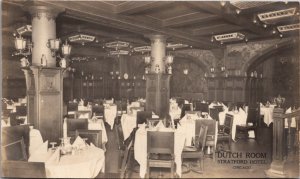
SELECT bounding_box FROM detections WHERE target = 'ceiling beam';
[193,24,244,36]
[114,1,172,14]
[187,1,271,36]
[162,13,220,27]
[36,1,219,49]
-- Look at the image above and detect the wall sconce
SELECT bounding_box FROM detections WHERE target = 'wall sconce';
[221,66,225,71]
[47,39,72,58]
[210,67,215,73]
[61,40,72,57]
[144,56,151,65]
[165,55,174,65]
[47,39,61,57]
[183,69,189,75]
[13,35,33,57]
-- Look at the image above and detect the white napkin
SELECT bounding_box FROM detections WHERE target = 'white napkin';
[184,100,189,104]
[155,120,165,129]
[72,136,85,149]
[46,147,61,164]
[260,103,264,107]
[28,141,49,162]
[209,103,214,108]
[152,114,159,118]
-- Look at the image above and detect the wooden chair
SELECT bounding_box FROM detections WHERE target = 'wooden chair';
[1,137,27,161]
[196,119,217,160]
[136,111,152,127]
[67,102,78,118]
[75,129,102,148]
[115,122,134,178]
[217,114,233,151]
[236,107,259,140]
[16,106,27,116]
[92,105,104,119]
[146,131,175,178]
[182,125,208,174]
[67,118,88,141]
[180,104,192,118]
[1,160,46,178]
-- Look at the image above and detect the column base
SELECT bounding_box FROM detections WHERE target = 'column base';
[265,160,286,178]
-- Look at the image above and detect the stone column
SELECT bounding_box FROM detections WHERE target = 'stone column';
[149,35,167,73]
[26,6,62,67]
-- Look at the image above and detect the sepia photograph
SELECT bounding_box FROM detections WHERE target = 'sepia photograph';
[1,0,299,178]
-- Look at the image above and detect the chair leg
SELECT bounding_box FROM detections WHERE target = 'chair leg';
[171,161,174,179]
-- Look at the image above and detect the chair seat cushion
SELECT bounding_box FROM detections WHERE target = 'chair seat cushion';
[148,153,173,160]
[182,150,204,159]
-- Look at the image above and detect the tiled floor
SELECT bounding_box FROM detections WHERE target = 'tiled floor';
[97,123,299,178]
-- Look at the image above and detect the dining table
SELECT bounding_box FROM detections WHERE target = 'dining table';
[134,125,186,178]
[29,145,105,178]
[88,119,108,149]
[104,104,117,130]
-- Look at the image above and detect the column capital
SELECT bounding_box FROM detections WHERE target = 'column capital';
[24,5,64,21]
[145,34,167,44]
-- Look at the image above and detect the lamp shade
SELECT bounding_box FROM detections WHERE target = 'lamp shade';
[48,39,61,51]
[14,37,26,50]
[62,41,72,56]
[166,55,174,64]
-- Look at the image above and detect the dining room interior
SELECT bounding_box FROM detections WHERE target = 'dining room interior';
[1,0,300,178]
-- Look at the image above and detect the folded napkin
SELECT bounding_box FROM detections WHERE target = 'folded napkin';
[1,120,9,127]
[155,120,165,129]
[72,136,85,149]
[184,100,189,104]
[28,140,49,162]
[260,103,264,107]
[152,114,159,118]
[46,147,61,164]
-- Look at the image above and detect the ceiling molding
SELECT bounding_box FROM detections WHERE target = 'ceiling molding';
[162,13,220,27]
[115,1,172,14]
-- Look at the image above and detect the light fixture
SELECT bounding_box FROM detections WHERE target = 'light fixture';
[16,25,32,35]
[68,34,95,44]
[109,50,129,56]
[210,67,215,73]
[144,56,151,65]
[277,23,300,33]
[236,9,241,14]
[166,43,188,50]
[165,55,174,65]
[133,46,151,53]
[220,1,226,7]
[257,8,297,24]
[12,35,33,57]
[47,39,61,57]
[105,41,129,49]
[61,40,72,57]
[214,32,245,42]
[183,69,188,75]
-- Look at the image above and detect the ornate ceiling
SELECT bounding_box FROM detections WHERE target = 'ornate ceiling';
[2,1,300,56]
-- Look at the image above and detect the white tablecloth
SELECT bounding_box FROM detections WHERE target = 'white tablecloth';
[29,146,105,178]
[219,111,247,140]
[134,127,185,178]
[88,119,108,147]
[260,107,274,126]
[104,105,117,130]
[121,113,137,140]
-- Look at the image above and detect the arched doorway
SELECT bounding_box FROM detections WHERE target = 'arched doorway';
[244,41,299,107]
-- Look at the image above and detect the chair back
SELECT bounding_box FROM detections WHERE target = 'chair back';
[195,119,216,137]
[16,106,27,116]
[68,102,78,112]
[1,160,46,178]
[92,105,104,116]
[196,125,208,152]
[136,111,152,127]
[247,107,259,125]
[147,131,174,155]
[75,129,102,148]
[209,108,220,121]
[223,114,234,135]
[195,102,209,113]
[180,104,191,118]
[1,138,27,161]
[67,118,88,133]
